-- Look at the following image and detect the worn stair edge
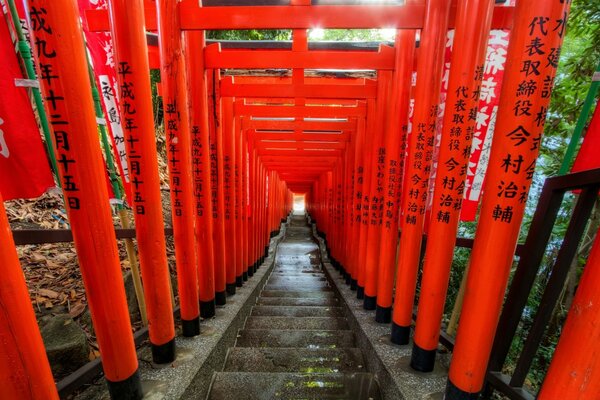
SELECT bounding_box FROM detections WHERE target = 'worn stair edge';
[74,221,289,400]
[223,347,366,373]
[256,297,341,307]
[235,329,356,348]
[309,218,449,400]
[208,372,382,400]
[251,305,344,317]
[245,316,349,330]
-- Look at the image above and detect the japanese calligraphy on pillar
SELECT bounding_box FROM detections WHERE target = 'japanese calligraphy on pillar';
[192,125,205,217]
[489,2,569,225]
[116,61,146,215]
[369,147,385,226]
[432,25,511,221]
[224,152,232,220]
[355,164,363,224]
[210,139,219,219]
[28,5,81,210]
[164,99,185,217]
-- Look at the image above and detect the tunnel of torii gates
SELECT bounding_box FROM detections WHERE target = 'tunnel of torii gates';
[4,0,600,399]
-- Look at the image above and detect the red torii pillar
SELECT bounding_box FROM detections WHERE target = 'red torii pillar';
[411,0,496,372]
[208,68,228,305]
[376,30,415,323]
[391,0,452,345]
[108,0,178,363]
[186,29,217,318]
[0,195,58,400]
[357,99,377,299]
[363,71,392,310]
[446,0,571,397]
[538,227,600,399]
[26,0,141,395]
[156,0,200,338]
[222,96,238,294]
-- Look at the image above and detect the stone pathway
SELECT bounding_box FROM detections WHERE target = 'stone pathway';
[207,214,381,399]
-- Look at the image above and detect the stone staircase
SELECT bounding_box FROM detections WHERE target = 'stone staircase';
[207,215,381,400]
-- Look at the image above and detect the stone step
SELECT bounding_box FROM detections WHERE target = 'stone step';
[271,269,323,274]
[245,316,349,330]
[270,273,324,278]
[256,296,340,307]
[208,372,381,400]
[264,283,332,292]
[235,329,355,349]
[251,305,344,317]
[268,276,327,283]
[224,347,365,373]
[260,290,336,299]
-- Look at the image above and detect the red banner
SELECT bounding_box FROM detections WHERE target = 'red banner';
[78,0,132,200]
[572,101,600,173]
[0,9,54,200]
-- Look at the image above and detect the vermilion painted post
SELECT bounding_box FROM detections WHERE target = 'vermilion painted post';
[446,0,571,397]
[376,30,415,323]
[222,97,237,294]
[185,30,216,318]
[242,138,251,278]
[26,0,141,395]
[249,144,258,273]
[349,118,367,289]
[234,118,244,286]
[0,195,58,399]
[363,71,391,310]
[208,68,227,305]
[357,100,377,299]
[342,131,356,275]
[391,0,452,345]
[411,0,495,372]
[156,0,200,338]
[537,228,600,399]
[108,0,178,361]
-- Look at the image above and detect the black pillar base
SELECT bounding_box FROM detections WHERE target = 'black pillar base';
[345,274,352,286]
[445,379,481,399]
[236,276,243,287]
[390,322,410,345]
[356,286,365,299]
[247,267,254,277]
[411,343,437,372]
[200,299,216,318]
[375,306,392,323]
[182,317,200,337]
[106,370,143,400]
[281,218,287,224]
[243,271,248,281]
[226,283,236,295]
[364,295,376,310]
[350,279,358,291]
[215,291,227,306]
[264,246,269,259]
[151,338,176,364]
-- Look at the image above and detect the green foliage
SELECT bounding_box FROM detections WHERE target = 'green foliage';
[309,29,393,42]
[207,29,291,41]
[539,0,600,177]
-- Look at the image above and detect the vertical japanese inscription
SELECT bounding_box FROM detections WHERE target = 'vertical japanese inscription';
[29,6,81,210]
[117,61,146,215]
[489,4,569,224]
[164,99,184,218]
